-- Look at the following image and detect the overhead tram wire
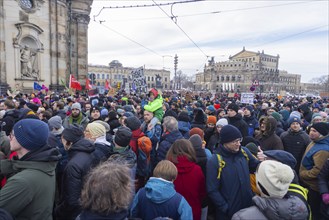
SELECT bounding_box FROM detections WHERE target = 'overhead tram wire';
[95,21,162,57]
[151,0,209,59]
[93,0,203,21]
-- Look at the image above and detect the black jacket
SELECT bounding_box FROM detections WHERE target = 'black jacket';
[55,138,94,220]
[157,130,184,163]
[318,159,329,195]
[227,114,249,138]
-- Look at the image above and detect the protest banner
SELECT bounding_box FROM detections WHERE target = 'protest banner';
[131,67,147,93]
[241,93,254,104]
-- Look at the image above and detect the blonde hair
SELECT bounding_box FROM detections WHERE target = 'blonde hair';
[153,160,178,181]
[81,160,133,214]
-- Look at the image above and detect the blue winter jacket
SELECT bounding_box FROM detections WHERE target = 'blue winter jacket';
[206,146,260,220]
[178,121,191,139]
[131,177,193,220]
[157,130,184,163]
[243,114,259,137]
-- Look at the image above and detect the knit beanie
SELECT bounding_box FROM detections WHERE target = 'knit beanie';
[123,105,134,113]
[245,105,254,113]
[220,125,242,144]
[227,103,239,113]
[93,120,110,132]
[13,119,49,151]
[101,108,109,117]
[256,160,294,198]
[216,118,228,127]
[287,116,301,127]
[245,142,258,156]
[90,106,101,115]
[125,116,141,131]
[62,125,84,143]
[87,122,106,138]
[312,113,322,121]
[178,111,190,122]
[189,127,204,140]
[114,127,132,147]
[311,122,329,136]
[207,105,215,112]
[214,103,221,110]
[290,111,301,119]
[189,134,203,149]
[71,102,81,111]
[123,112,134,118]
[48,115,63,130]
[207,116,217,125]
[271,112,281,121]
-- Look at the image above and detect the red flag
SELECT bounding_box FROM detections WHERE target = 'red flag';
[69,74,82,90]
[105,79,109,90]
[85,78,92,90]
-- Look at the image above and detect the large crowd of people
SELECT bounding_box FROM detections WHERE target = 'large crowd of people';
[0,88,329,220]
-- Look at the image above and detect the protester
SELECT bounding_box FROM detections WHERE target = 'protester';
[256,116,284,150]
[63,102,89,129]
[0,119,60,220]
[226,103,249,138]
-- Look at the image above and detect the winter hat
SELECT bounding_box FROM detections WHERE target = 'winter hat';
[312,113,322,121]
[123,105,134,113]
[264,150,297,169]
[62,125,84,143]
[256,160,294,198]
[207,116,217,125]
[271,112,282,121]
[207,105,215,112]
[214,103,221,110]
[220,125,242,144]
[245,105,254,113]
[123,112,134,118]
[114,127,132,147]
[71,102,81,111]
[48,115,63,130]
[13,119,49,151]
[216,118,228,127]
[311,122,329,136]
[163,103,169,111]
[245,142,258,156]
[149,88,159,97]
[178,111,190,122]
[227,103,239,113]
[125,116,141,131]
[290,111,301,119]
[26,102,39,112]
[117,108,125,116]
[90,106,101,114]
[93,120,110,133]
[189,127,204,140]
[288,116,301,127]
[101,108,109,117]
[87,122,106,138]
[189,134,203,149]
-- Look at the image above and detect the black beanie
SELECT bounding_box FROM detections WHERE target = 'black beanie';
[114,127,132,147]
[311,122,329,136]
[62,125,84,143]
[227,103,239,113]
[220,125,242,144]
[178,111,190,122]
[125,116,141,131]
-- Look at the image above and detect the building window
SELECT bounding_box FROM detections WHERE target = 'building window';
[152,77,154,81]
[102,74,105,79]
[165,84,167,89]
[107,74,109,79]
[97,74,100,79]
[148,83,150,87]
[226,76,230,81]
[165,77,167,82]
[221,76,224,81]
[148,76,150,81]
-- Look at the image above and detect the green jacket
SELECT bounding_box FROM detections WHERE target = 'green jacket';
[0,159,57,220]
[144,95,164,121]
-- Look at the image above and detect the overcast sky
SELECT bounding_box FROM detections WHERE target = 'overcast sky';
[88,0,329,83]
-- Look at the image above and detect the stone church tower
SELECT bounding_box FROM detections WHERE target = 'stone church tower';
[0,0,93,93]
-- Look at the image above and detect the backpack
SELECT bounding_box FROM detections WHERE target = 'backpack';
[216,148,249,179]
[136,136,152,177]
[287,183,312,220]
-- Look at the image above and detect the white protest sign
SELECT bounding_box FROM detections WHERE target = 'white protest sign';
[241,93,254,104]
[131,67,147,93]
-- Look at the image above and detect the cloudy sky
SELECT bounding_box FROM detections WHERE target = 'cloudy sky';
[88,0,328,83]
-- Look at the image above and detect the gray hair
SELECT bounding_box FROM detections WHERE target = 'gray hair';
[163,116,178,132]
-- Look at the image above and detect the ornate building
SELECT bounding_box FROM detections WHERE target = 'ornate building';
[0,0,93,93]
[195,47,301,94]
[88,60,171,91]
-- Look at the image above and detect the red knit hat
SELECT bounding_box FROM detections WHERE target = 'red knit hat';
[214,103,221,110]
[189,127,204,140]
[149,88,158,97]
[207,116,217,125]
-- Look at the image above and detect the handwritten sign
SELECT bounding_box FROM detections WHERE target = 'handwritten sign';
[131,67,147,93]
[241,93,254,104]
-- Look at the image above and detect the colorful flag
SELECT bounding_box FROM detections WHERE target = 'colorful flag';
[86,78,92,90]
[33,82,42,91]
[69,74,82,90]
[105,79,109,90]
[41,84,49,92]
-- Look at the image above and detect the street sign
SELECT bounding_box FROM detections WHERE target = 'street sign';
[252,80,259,86]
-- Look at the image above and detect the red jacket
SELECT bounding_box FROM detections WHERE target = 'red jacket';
[173,156,206,220]
[130,128,145,155]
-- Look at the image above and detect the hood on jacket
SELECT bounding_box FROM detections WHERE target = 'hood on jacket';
[259,116,277,136]
[145,177,177,204]
[175,156,196,174]
[70,138,94,153]
[161,130,184,143]
[178,121,191,132]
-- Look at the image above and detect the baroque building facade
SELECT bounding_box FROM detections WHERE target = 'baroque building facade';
[88,60,171,91]
[0,0,93,93]
[195,47,301,94]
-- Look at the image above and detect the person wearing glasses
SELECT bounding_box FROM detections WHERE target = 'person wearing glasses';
[206,124,261,220]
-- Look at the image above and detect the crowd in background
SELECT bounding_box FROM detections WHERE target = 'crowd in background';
[0,88,329,220]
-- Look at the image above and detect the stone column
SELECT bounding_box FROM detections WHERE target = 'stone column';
[0,0,9,94]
